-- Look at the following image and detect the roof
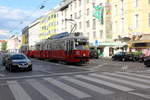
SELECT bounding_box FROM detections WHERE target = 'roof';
[0,40,6,43]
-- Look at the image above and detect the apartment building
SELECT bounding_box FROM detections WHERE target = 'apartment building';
[39,7,60,40]
[111,0,150,53]
[28,18,41,50]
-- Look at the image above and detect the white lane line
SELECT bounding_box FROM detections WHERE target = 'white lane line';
[0,73,5,77]
[44,77,91,99]
[27,79,64,100]
[129,92,150,99]
[117,72,150,79]
[0,70,96,80]
[75,75,134,92]
[103,73,150,88]
[61,76,114,95]
[7,81,32,100]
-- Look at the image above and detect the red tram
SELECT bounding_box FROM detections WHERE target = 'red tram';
[24,32,90,64]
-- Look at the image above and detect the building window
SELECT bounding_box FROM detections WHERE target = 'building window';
[121,18,124,33]
[92,3,95,7]
[148,13,150,27]
[93,19,96,29]
[100,30,103,39]
[114,5,117,16]
[86,20,90,28]
[87,8,89,16]
[74,0,77,8]
[79,10,81,18]
[93,31,96,39]
[87,0,89,4]
[75,13,77,19]
[79,0,81,6]
[70,14,72,19]
[135,14,139,28]
[70,3,72,11]
[120,0,124,16]
[79,22,82,29]
[135,0,138,7]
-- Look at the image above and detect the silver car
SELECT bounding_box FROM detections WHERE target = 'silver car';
[5,53,32,72]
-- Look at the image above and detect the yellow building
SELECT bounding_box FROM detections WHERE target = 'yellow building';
[111,0,150,52]
[40,10,58,40]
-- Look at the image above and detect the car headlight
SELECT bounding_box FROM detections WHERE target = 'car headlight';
[27,61,32,65]
[12,63,18,66]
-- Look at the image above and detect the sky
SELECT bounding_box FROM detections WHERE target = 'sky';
[0,0,61,40]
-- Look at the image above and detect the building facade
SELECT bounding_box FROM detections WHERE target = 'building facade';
[28,18,41,50]
[7,35,21,53]
[39,7,60,40]
[111,0,150,54]
[58,0,113,57]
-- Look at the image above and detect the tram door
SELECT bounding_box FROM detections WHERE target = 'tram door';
[66,40,74,58]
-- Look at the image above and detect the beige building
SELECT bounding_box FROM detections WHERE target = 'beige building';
[111,0,150,54]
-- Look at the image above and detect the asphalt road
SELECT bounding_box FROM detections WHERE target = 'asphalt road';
[0,56,150,100]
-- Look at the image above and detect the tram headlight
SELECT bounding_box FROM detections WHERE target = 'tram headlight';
[83,53,86,56]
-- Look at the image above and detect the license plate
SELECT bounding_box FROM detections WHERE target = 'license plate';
[19,65,28,68]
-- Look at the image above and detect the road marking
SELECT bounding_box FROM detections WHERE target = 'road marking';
[90,63,107,70]
[117,72,150,79]
[103,73,150,88]
[129,92,150,99]
[0,73,5,77]
[61,76,114,95]
[0,70,96,80]
[7,81,32,100]
[75,75,134,92]
[44,77,91,99]
[27,79,64,100]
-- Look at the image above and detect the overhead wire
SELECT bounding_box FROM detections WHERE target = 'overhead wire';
[8,0,51,34]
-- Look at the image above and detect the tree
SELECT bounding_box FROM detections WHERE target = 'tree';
[1,42,7,51]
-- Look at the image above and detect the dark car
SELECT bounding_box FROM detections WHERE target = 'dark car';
[112,52,135,61]
[144,57,150,67]
[90,50,99,59]
[5,53,32,72]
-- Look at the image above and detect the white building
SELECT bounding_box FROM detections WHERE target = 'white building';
[28,18,41,50]
[58,0,113,57]
[7,35,21,53]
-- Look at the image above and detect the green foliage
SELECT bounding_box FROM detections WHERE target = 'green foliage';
[1,42,7,51]
[131,51,142,56]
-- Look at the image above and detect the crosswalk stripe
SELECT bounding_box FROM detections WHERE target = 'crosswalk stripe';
[0,74,4,77]
[129,92,150,99]
[44,77,91,99]
[26,79,64,100]
[61,76,114,95]
[7,81,32,100]
[102,73,150,88]
[75,75,134,92]
[117,72,150,79]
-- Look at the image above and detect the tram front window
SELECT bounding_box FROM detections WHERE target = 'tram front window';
[75,39,89,50]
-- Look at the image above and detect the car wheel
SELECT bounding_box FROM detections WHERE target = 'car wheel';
[122,58,125,61]
[9,65,13,72]
[145,63,150,67]
[28,67,32,71]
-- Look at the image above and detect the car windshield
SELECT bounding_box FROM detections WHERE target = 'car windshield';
[10,54,27,60]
